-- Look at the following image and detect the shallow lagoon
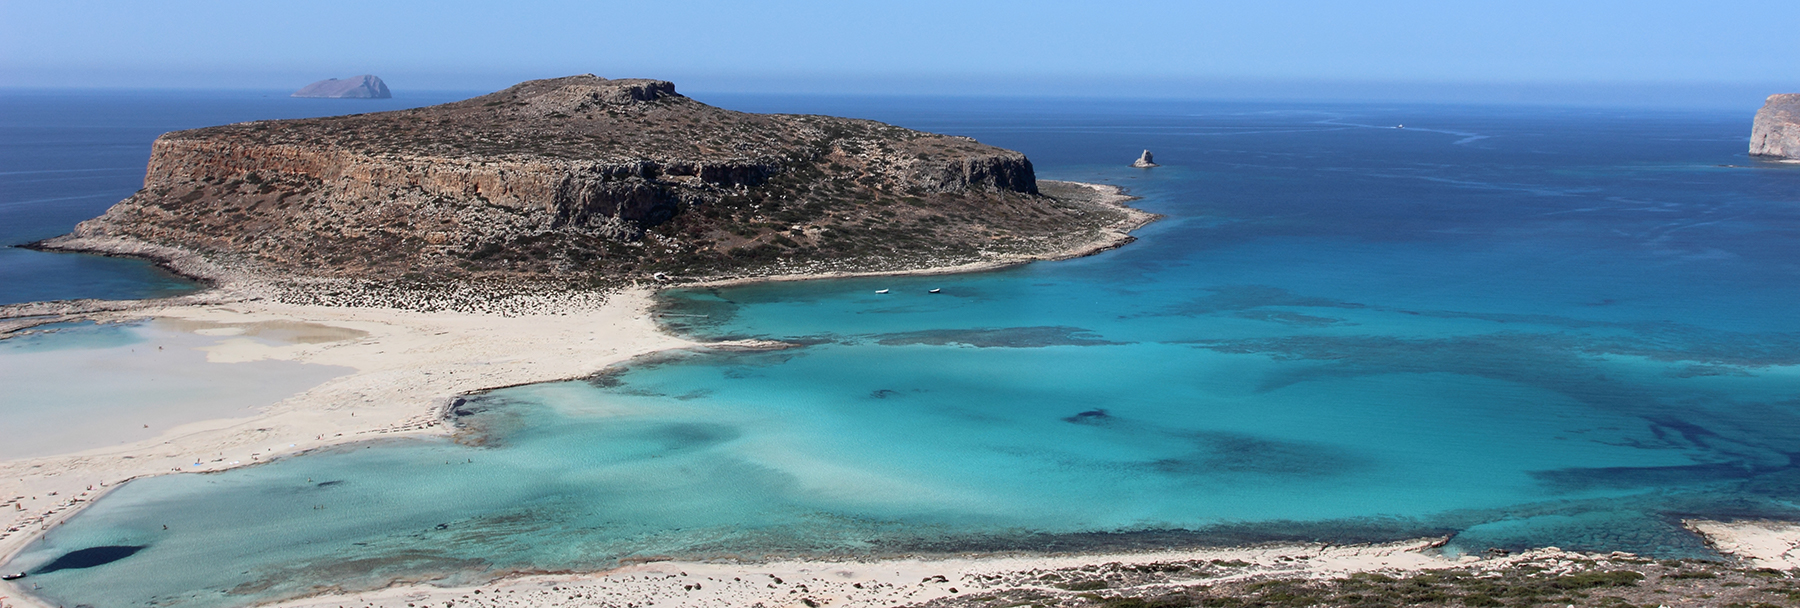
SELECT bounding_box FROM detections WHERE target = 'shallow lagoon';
[0,320,352,459]
[9,97,1800,607]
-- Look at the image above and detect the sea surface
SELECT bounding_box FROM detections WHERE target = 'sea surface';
[7,92,1800,607]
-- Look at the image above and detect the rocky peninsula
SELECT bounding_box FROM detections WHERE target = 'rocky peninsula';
[1750,93,1800,160]
[37,75,1148,309]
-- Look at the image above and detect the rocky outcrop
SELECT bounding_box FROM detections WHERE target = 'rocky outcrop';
[44,76,1138,293]
[1751,94,1800,160]
[1132,150,1158,168]
[292,75,392,99]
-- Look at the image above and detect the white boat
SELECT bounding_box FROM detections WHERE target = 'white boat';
[875,289,889,294]
[929,288,942,294]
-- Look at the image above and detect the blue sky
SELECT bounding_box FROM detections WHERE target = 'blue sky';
[2,0,1796,104]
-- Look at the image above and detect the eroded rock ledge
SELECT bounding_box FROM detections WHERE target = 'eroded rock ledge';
[1751,93,1800,160]
[39,75,1145,302]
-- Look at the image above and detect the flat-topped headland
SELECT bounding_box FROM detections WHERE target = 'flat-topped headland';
[34,75,1149,309]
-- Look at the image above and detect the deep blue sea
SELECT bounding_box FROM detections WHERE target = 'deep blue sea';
[7,91,1800,607]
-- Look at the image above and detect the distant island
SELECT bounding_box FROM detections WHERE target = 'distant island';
[291,74,392,99]
[1750,93,1799,160]
[38,75,1150,306]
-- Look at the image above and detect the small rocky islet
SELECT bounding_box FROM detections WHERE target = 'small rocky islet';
[37,75,1144,303]
[291,74,392,99]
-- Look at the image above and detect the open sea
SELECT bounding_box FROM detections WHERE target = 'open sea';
[5,90,1800,607]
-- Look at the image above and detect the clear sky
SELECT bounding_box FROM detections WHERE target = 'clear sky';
[3,0,1796,105]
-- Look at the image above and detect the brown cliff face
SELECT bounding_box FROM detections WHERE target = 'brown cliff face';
[1751,94,1800,160]
[54,75,1114,289]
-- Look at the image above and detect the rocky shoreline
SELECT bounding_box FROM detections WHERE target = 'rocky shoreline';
[15,179,1150,318]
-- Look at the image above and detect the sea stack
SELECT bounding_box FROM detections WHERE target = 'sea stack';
[292,75,392,99]
[1750,94,1800,160]
[1132,150,1159,168]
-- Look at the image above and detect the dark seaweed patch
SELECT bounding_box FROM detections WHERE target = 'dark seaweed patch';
[1136,285,1367,319]
[584,371,626,389]
[1176,332,1800,468]
[1149,432,1364,478]
[1232,309,1349,327]
[33,545,145,574]
[651,423,740,451]
[1063,409,1112,425]
[1529,461,1763,492]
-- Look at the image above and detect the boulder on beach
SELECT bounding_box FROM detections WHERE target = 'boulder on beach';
[292,75,392,99]
[1132,150,1158,168]
[1750,94,1800,160]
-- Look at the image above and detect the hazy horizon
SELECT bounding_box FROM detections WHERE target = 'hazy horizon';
[3,1,1795,109]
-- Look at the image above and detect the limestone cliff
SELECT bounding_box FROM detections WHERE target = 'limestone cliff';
[1751,94,1800,159]
[45,76,1137,294]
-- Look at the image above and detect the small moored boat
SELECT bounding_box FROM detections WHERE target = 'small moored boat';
[2,571,25,580]
[929,288,942,294]
[875,289,889,294]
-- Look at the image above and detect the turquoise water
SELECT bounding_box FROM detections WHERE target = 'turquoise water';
[9,97,1800,607]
